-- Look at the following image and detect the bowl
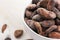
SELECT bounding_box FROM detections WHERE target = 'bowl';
[22,0,60,40]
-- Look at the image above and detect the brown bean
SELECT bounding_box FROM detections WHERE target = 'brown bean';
[40,20,55,28]
[2,24,7,33]
[26,4,37,11]
[5,37,11,40]
[47,0,55,11]
[25,10,33,18]
[34,22,43,34]
[32,14,41,21]
[26,20,36,31]
[40,0,49,8]
[14,30,23,38]
[45,25,57,34]
[49,32,60,39]
[37,8,56,19]
[52,7,60,19]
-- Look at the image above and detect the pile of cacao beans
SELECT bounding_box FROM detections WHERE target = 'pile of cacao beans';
[24,0,60,39]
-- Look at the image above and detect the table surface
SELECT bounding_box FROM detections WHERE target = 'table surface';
[0,0,33,40]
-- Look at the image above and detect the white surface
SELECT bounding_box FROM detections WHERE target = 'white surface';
[0,0,32,40]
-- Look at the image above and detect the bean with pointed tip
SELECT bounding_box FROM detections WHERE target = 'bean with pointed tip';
[2,24,7,33]
[34,22,43,34]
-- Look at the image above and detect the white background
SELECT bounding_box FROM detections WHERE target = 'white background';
[0,0,32,40]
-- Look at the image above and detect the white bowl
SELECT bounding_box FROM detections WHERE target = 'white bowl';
[22,0,60,40]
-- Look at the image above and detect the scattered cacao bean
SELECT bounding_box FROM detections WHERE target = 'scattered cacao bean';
[2,24,7,33]
[14,30,23,38]
[5,37,11,40]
